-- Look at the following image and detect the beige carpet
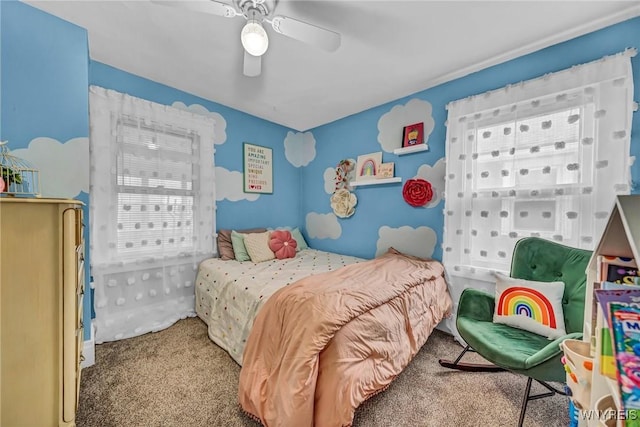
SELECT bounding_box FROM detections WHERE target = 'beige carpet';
[76,317,570,427]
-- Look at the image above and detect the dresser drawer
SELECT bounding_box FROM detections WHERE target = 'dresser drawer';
[75,325,84,417]
[77,292,84,330]
[75,208,83,246]
[76,244,85,294]
[76,325,84,370]
[75,365,82,413]
[62,207,83,423]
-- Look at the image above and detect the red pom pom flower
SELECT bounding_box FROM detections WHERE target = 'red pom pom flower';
[402,178,433,207]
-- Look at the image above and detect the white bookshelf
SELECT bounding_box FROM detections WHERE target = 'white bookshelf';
[581,195,640,427]
[393,144,429,156]
[350,177,402,187]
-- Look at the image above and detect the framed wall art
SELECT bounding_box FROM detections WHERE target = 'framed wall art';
[377,162,395,179]
[243,142,273,194]
[355,152,382,181]
[402,122,424,148]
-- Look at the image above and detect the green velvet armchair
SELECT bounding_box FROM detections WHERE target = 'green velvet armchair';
[439,237,591,427]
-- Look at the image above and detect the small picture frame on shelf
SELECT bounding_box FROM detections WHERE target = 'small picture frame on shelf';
[355,152,382,181]
[377,162,394,179]
[402,122,424,148]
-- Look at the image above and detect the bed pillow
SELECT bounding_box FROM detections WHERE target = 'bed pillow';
[230,231,251,262]
[269,230,297,259]
[493,272,566,339]
[244,231,275,263]
[217,228,267,260]
[291,227,309,251]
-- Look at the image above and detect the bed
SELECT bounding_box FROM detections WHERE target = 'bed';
[195,248,364,364]
[196,246,452,427]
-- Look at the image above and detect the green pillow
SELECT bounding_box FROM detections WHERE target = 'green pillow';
[231,230,251,261]
[291,227,309,251]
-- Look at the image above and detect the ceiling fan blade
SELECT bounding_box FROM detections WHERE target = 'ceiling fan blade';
[270,16,340,52]
[151,0,238,18]
[243,51,262,77]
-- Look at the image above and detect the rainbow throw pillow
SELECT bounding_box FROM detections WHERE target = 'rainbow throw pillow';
[493,273,567,339]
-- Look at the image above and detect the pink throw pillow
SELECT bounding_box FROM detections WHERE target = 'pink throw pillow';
[268,230,297,259]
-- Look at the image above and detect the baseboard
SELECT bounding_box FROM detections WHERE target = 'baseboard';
[435,319,451,335]
[81,321,96,368]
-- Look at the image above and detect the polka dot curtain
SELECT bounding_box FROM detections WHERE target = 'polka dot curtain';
[89,86,216,343]
[443,49,636,279]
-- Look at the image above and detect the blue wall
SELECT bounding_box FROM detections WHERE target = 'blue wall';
[1,2,88,143]
[1,0,93,339]
[301,16,640,260]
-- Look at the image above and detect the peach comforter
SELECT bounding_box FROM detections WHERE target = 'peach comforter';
[238,249,452,427]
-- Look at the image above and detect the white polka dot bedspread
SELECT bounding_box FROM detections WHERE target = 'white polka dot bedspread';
[195,249,364,365]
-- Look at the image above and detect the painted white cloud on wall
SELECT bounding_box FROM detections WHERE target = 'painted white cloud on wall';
[306,212,341,239]
[284,131,316,167]
[215,166,260,201]
[415,157,446,208]
[377,98,435,153]
[323,167,336,194]
[11,137,89,199]
[375,225,437,258]
[171,102,227,145]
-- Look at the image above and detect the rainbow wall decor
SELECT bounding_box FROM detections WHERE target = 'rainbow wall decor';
[359,160,377,177]
[355,152,382,182]
[496,286,557,328]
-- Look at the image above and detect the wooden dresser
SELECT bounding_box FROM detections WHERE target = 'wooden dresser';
[0,198,85,427]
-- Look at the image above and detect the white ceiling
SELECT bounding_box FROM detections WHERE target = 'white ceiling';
[25,0,640,131]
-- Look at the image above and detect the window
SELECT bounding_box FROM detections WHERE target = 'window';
[116,117,199,257]
[89,86,216,342]
[443,50,635,279]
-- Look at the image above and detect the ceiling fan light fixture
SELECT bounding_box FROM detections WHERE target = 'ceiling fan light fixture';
[241,20,269,57]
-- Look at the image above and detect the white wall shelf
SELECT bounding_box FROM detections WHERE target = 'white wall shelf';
[350,177,402,187]
[393,144,429,156]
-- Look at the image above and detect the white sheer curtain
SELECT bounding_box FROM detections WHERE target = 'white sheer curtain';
[443,49,636,282]
[89,86,216,343]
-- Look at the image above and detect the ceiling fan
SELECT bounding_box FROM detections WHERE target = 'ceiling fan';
[154,0,341,77]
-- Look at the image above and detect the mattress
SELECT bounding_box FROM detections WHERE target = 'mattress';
[195,248,363,364]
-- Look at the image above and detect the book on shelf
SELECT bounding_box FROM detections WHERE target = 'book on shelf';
[595,285,638,379]
[609,299,640,416]
[597,255,638,284]
[592,256,640,369]
[595,287,640,419]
